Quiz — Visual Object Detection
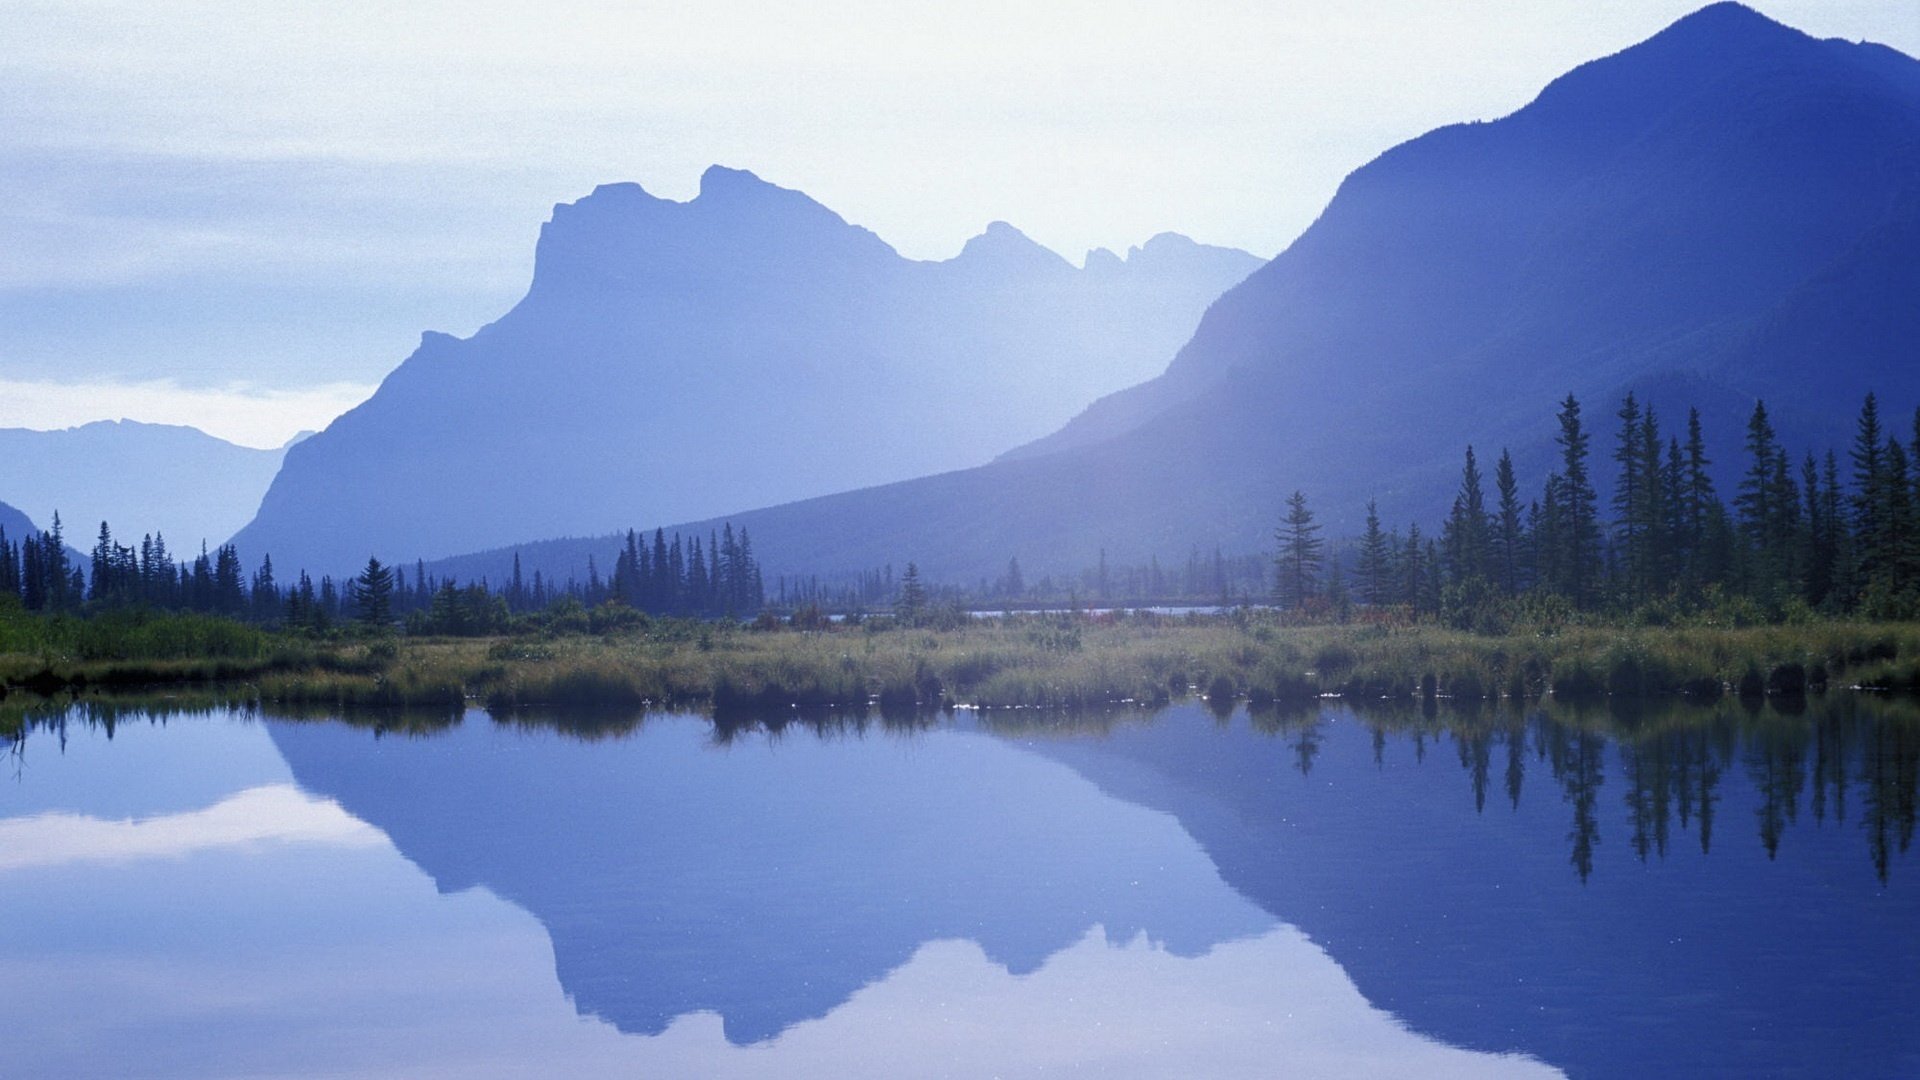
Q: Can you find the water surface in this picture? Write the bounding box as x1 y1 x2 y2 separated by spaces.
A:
2 694 1913 1077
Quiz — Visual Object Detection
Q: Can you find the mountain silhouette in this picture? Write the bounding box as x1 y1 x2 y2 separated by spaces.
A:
230 169 1258 575
0 420 287 551
430 4 1920 587
0 499 37 542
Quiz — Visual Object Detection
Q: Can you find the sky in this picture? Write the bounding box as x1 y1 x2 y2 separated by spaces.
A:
1 0 1914 447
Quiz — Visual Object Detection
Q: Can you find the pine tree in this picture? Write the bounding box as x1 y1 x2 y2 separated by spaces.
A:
1273 490 1323 609
353 556 395 630
1553 395 1601 606
1612 393 1646 597
1852 392 1888 593
1681 408 1729 592
90 521 114 603
1883 440 1917 605
1636 405 1669 599
1493 450 1526 595
897 561 927 622
251 554 279 620
1400 524 1425 609
1737 401 1796 597
1443 446 1491 585
213 544 245 615
1357 499 1392 605
0 527 18 600
1800 452 1832 607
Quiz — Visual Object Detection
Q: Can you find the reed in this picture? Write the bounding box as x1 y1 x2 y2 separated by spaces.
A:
6 609 1920 714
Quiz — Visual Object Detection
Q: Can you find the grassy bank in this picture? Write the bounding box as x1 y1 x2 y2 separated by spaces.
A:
8 609 1920 716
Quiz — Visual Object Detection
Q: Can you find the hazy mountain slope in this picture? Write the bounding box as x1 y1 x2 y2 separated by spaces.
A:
429 3 1920 588
0 421 287 550
0 499 36 541
229 170 1259 575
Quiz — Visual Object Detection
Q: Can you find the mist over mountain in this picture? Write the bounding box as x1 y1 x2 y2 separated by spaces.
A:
229 170 1259 575
0 421 287 551
431 3 1920 589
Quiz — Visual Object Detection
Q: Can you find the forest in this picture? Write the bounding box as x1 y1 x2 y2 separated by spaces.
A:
1266 392 1920 628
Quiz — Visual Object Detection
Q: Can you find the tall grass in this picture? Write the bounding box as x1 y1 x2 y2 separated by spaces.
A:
7 608 1920 715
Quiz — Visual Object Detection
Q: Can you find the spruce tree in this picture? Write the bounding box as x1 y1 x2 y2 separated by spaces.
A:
897 562 927 623
1358 499 1392 605
1400 524 1425 609
353 556 395 630
1612 394 1646 595
1553 396 1600 606
1493 450 1525 595
1444 446 1491 585
1274 490 1324 610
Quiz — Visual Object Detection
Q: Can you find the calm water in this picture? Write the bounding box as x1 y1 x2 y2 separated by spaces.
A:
2 694 1915 1078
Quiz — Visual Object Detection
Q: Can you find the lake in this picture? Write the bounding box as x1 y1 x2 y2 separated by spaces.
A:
2 693 1914 1078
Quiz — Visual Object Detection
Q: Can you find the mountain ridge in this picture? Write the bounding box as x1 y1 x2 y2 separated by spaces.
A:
231 167 1260 575
426 3 1920 587
0 420 286 550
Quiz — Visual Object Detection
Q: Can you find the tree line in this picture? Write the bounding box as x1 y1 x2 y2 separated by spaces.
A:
1274 391 1920 624
0 515 766 635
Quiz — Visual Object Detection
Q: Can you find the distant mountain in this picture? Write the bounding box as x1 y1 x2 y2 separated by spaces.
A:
0 499 37 542
433 3 1920 588
0 421 286 550
230 170 1260 575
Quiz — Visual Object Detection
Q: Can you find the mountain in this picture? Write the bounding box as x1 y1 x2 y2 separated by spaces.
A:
0 499 37 542
434 3 1920 588
0 421 287 551
229 171 1260 575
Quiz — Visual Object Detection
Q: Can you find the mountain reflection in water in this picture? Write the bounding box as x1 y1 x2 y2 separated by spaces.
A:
3 692 1917 1078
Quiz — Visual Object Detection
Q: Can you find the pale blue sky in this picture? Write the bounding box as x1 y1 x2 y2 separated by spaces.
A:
1 0 1913 445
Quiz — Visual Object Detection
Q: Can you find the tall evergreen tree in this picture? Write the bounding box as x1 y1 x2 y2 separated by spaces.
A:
1612 393 1647 596
1492 449 1526 596
1274 490 1324 609
1357 499 1392 605
352 556 395 630
1552 395 1601 605
1443 446 1491 584
1736 400 1799 597
897 561 927 622
1400 524 1425 610
1851 392 1889 593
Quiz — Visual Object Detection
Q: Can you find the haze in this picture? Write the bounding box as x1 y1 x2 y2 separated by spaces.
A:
1 0 1914 445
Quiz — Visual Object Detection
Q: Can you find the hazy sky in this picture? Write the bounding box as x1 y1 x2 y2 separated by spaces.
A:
1 0 1913 446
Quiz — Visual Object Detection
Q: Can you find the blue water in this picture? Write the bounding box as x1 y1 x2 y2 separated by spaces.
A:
1 696 1913 1078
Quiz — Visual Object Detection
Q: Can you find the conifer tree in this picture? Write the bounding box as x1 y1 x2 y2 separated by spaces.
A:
1443 446 1491 585
897 561 927 622
251 554 279 620
1400 524 1425 609
1358 499 1392 604
1493 450 1526 595
353 556 395 630
1274 490 1323 610
1552 395 1600 606
1852 392 1888 591
1737 401 1796 597
1612 393 1646 596
0 527 18 600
